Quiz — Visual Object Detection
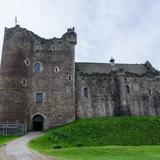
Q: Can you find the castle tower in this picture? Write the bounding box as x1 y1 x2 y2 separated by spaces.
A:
0 25 77 131
0 25 32 123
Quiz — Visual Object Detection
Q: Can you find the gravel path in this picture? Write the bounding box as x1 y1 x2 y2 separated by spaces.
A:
0 132 53 160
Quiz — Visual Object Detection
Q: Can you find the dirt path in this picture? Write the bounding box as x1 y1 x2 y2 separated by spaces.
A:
0 132 53 160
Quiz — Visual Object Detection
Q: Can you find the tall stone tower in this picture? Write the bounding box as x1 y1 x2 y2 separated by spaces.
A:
0 25 77 131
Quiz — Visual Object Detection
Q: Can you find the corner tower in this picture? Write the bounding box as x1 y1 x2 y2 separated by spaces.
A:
0 25 32 123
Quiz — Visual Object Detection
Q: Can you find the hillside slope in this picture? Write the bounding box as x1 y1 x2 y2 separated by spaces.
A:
30 116 160 148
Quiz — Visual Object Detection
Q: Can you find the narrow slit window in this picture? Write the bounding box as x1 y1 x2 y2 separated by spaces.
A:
24 58 30 67
55 66 59 73
26 60 29 65
52 45 55 50
84 88 88 98
22 79 27 86
126 85 130 94
68 75 72 81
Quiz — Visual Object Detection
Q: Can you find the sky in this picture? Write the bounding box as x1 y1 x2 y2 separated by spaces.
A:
0 0 160 69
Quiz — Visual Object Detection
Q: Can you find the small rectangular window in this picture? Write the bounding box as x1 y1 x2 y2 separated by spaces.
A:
68 75 72 81
36 93 43 103
35 63 41 73
126 85 130 94
84 88 88 98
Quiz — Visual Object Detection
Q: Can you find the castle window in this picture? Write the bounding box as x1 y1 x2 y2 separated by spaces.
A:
35 63 41 73
24 58 30 67
84 88 88 98
21 79 27 86
36 93 43 103
149 89 152 96
126 85 130 94
26 60 29 65
68 75 72 81
55 66 60 73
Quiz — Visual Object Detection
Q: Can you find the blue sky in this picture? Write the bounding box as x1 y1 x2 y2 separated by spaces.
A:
0 0 160 69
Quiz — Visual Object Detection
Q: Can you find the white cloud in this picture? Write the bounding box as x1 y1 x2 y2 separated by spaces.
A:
0 0 160 69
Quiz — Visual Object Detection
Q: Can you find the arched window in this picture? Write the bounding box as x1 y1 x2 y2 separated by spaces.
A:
126 85 130 94
35 63 41 73
84 88 88 98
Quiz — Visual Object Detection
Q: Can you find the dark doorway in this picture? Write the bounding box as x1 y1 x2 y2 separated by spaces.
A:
33 115 44 131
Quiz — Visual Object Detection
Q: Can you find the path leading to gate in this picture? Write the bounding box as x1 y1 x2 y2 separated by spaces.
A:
0 132 53 160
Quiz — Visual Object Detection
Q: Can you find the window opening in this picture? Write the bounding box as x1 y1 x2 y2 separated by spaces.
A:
24 58 30 67
84 88 88 98
126 85 130 94
36 93 43 103
68 75 72 81
55 66 59 73
35 63 41 73
22 79 27 86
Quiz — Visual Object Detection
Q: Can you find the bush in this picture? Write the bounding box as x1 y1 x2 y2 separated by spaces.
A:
74 143 82 147
53 144 62 149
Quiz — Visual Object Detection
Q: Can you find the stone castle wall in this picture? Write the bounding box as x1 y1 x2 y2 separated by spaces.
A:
0 26 32 123
27 28 77 130
0 25 160 131
0 25 77 130
75 71 160 118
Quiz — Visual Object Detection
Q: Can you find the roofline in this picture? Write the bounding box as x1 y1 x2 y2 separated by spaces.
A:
75 62 145 65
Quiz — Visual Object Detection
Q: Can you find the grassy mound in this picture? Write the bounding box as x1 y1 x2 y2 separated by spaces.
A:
29 116 160 149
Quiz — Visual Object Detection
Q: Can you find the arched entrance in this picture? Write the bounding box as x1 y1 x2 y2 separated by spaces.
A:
32 115 44 131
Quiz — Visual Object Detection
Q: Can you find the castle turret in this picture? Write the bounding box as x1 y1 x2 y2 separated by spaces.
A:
62 27 77 45
0 25 33 123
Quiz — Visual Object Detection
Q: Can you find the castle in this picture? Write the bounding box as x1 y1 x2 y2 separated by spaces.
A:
0 25 160 131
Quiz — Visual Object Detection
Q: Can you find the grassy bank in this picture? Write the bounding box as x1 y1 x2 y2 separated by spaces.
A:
29 116 160 160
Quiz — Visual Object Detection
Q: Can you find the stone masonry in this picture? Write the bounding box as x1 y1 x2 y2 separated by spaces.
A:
0 25 160 131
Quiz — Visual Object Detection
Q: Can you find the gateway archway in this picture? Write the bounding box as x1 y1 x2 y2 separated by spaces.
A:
32 114 44 131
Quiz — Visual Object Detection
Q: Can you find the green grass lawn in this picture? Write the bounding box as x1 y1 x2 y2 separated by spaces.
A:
30 145 160 160
0 135 18 145
29 116 160 160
